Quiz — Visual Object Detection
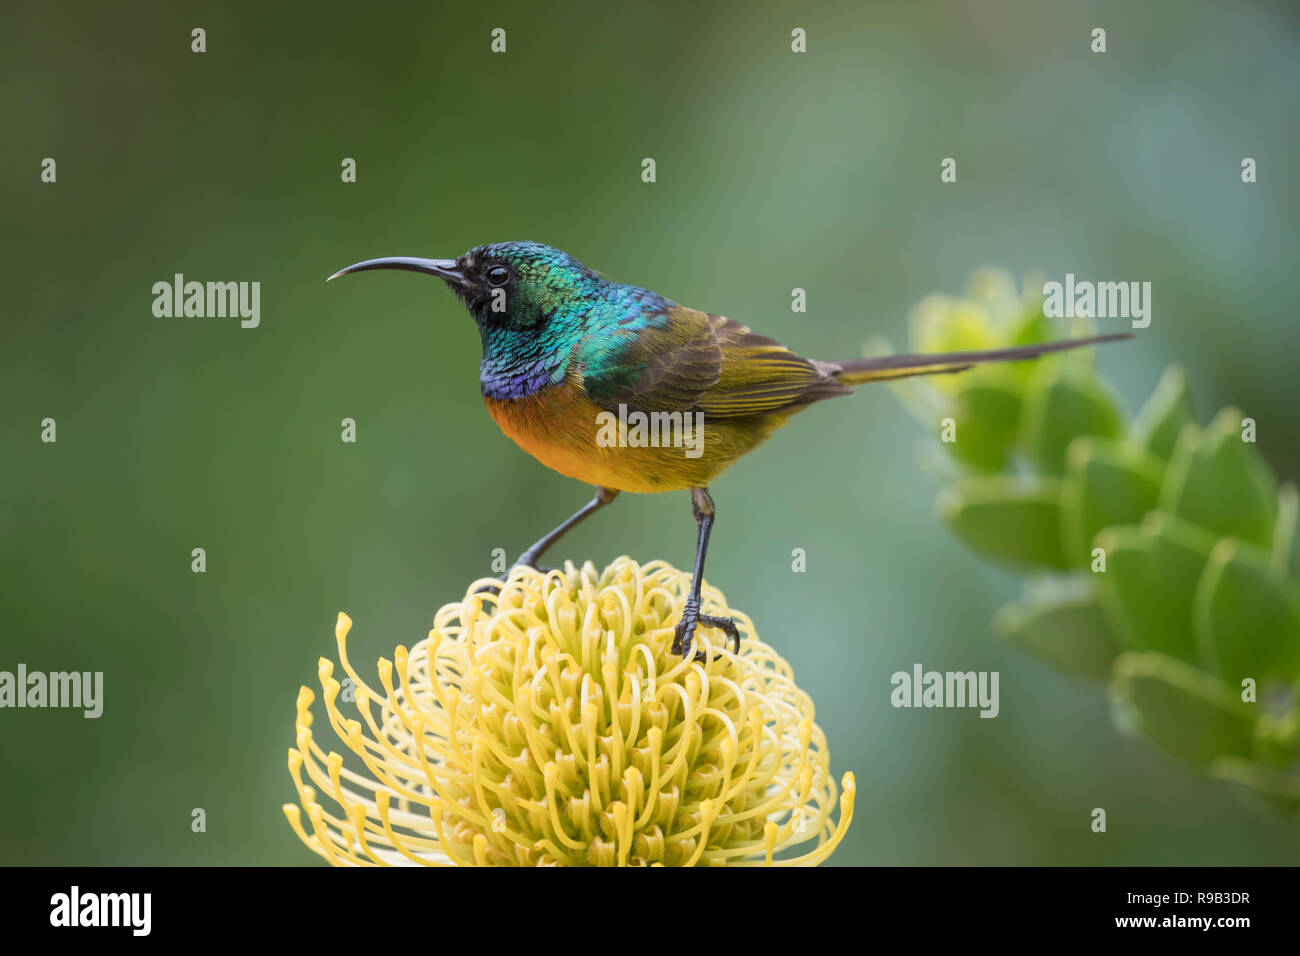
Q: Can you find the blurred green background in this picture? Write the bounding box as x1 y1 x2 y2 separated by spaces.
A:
3 0 1298 865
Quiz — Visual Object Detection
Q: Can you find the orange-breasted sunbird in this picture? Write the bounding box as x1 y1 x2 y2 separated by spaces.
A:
331 242 1128 658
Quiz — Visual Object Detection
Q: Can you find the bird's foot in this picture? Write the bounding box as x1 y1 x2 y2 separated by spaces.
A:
473 558 554 595
672 598 740 662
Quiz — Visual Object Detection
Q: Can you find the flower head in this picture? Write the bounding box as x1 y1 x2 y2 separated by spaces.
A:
283 557 854 866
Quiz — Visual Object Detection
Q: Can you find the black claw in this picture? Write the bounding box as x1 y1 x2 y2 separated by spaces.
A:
699 614 741 654
673 600 740 661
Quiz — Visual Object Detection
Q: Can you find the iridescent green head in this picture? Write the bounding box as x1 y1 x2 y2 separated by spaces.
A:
329 241 670 399
458 241 610 328
329 240 612 329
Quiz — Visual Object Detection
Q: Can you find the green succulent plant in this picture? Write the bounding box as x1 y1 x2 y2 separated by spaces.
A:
877 270 1300 818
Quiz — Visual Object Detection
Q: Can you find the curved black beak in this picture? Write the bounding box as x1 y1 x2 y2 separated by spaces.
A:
327 257 465 284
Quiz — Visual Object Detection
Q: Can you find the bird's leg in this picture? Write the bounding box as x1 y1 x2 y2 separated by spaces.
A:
475 487 619 595
672 487 740 662
516 485 619 571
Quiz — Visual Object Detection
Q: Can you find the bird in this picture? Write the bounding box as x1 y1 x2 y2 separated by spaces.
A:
329 241 1130 660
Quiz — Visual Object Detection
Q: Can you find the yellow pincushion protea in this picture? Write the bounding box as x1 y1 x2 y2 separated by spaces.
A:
283 557 855 866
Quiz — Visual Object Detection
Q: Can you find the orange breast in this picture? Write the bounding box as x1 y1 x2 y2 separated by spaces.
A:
482 382 761 493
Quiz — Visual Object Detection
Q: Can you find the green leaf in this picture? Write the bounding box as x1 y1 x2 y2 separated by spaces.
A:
937 477 1069 570
908 295 997 359
944 381 1024 473
1193 538 1300 685
1209 757 1300 818
1131 366 1195 462
1253 710 1300 770
1005 305 1056 348
1017 363 1126 476
1110 652 1256 771
1093 511 1216 663
993 306 1062 388
1273 483 1298 576
1060 438 1163 568
993 582 1117 681
1160 408 1277 550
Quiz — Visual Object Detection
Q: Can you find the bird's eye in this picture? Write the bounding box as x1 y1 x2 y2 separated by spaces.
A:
486 265 510 286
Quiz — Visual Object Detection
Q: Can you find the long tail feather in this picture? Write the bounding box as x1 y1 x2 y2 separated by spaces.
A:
827 332 1132 386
